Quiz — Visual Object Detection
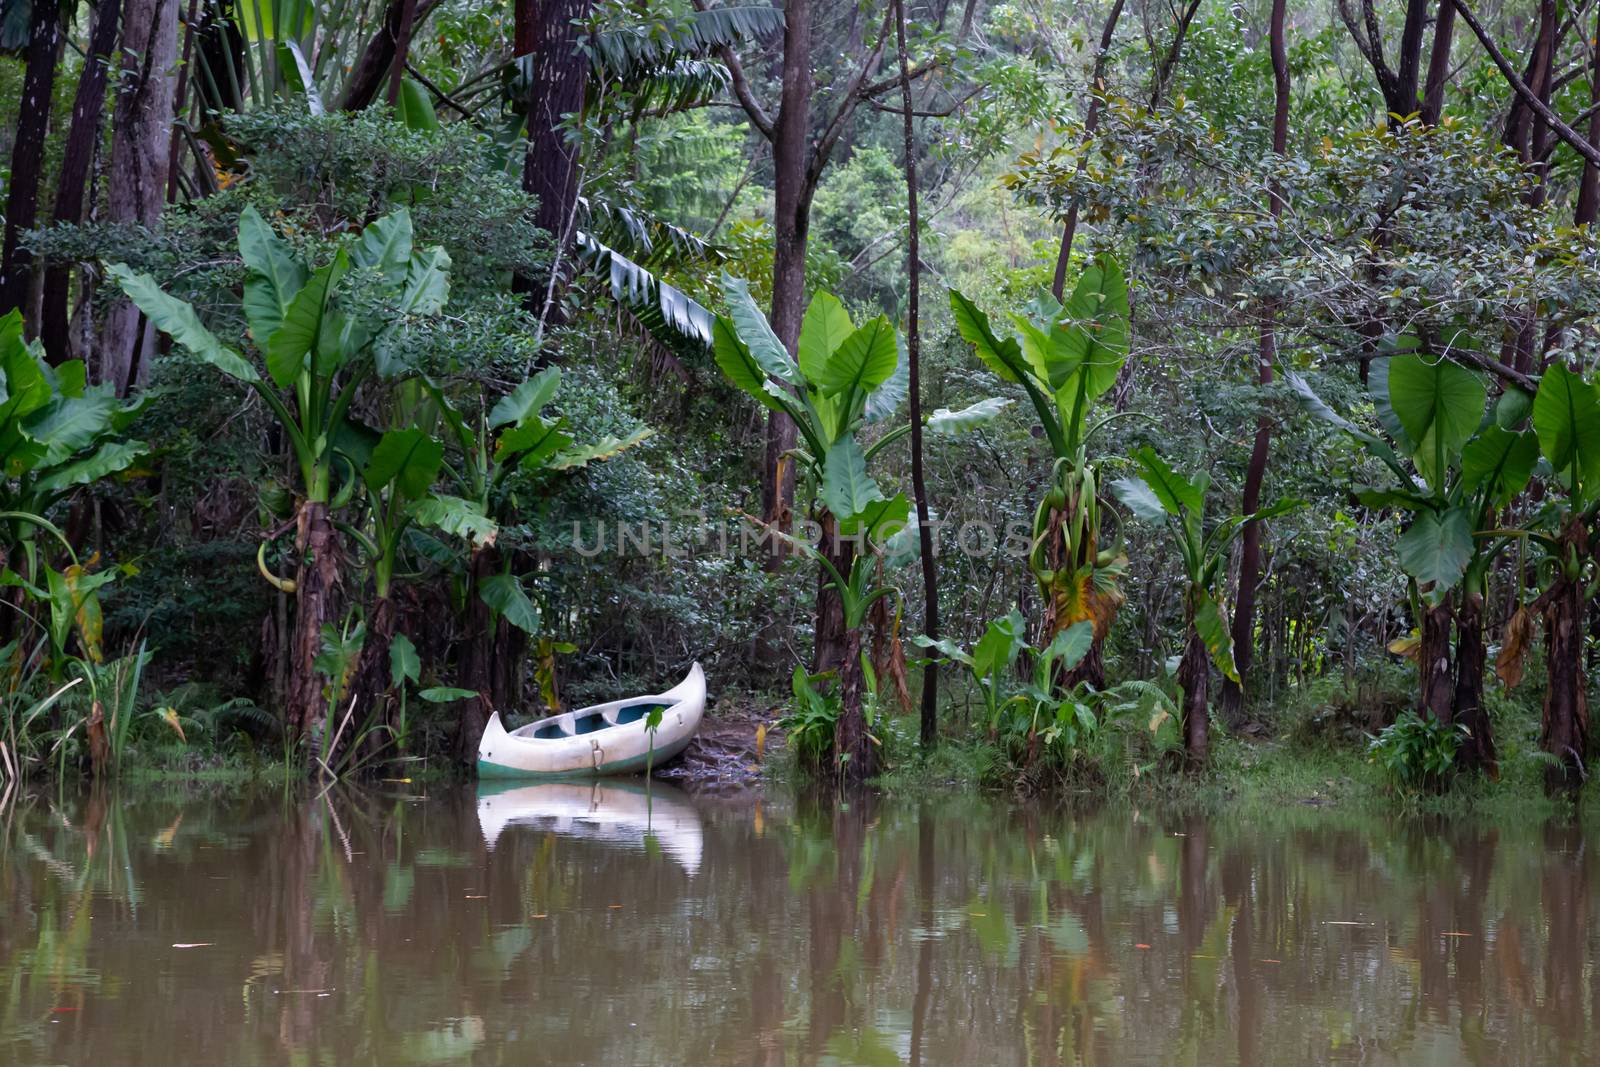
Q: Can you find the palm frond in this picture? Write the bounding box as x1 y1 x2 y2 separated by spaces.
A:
580 196 722 264
591 5 784 79
576 231 714 348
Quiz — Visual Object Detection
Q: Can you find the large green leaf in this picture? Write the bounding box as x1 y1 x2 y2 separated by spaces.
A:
1042 619 1094 674
819 317 897 399
364 429 444 500
497 415 572 471
1396 507 1474 597
34 440 144 494
395 77 439 132
1382 353 1485 487
238 206 307 342
1131 447 1201 516
712 316 785 412
1533 364 1600 497
266 250 348 387
1056 255 1129 399
798 291 853 384
489 368 561 429
819 436 885 520
949 288 1027 384
20 392 118 466
721 273 801 385
549 427 654 471
1192 591 1237 682
479 574 541 634
107 265 260 384
350 210 415 283
1460 425 1537 507
389 632 420 687
408 495 497 546
399 246 451 314
861 334 908 423
1109 475 1169 522
926 397 1013 436
838 492 909 539
972 610 1027 681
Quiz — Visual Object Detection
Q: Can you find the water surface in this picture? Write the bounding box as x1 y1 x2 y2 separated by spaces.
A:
1 781 1596 1065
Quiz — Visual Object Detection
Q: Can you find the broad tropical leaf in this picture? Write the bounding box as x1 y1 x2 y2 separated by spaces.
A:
549 427 654 470
1460 425 1537 506
1380 353 1485 487
798 291 853 384
238 206 307 340
1192 591 1237 681
820 317 897 399
1130 447 1200 516
364 429 444 500
1396 507 1474 597
838 492 909 538
820 436 885 520
106 266 260 383
949 288 1027 384
479 574 541 634
409 495 497 546
1109 475 1169 522
1533 364 1600 497
489 368 561 428
497 415 573 471
712 316 785 412
927 397 1013 436
721 273 800 385
267 250 348 387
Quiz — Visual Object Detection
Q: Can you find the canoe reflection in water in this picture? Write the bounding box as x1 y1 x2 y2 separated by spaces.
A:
476 780 705 875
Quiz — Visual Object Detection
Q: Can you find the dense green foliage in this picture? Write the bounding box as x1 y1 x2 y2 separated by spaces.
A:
1 0 1599 804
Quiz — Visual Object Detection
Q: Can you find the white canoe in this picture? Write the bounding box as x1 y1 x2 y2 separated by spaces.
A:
476 780 704 873
476 663 705 779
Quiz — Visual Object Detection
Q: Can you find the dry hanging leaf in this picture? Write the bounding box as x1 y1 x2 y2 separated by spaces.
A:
1497 606 1536 689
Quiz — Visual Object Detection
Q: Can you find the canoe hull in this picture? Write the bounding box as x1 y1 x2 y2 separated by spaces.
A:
476 663 705 779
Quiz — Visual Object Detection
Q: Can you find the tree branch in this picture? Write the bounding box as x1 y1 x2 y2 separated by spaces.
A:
691 0 774 139
1455 0 1600 168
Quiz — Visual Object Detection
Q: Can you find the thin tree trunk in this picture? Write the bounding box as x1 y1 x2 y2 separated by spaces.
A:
833 626 876 785
1177 624 1209 767
0 0 63 318
99 0 180 395
895 0 939 746
1049 0 1125 301
1574 3 1600 226
1452 591 1496 773
338 0 445 111
1419 598 1454 723
1420 0 1456 124
812 509 856 675
1220 0 1288 725
40 0 123 362
763 0 814 555
1539 520 1589 792
288 501 340 745
385 0 423 105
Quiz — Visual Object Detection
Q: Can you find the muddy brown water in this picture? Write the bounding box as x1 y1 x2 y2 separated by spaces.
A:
0 781 1596 1065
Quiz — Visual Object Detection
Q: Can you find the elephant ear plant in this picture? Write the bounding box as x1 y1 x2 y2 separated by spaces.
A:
1111 447 1300 767
713 276 1005 784
425 365 652 760
949 255 1131 688
1291 340 1534 774
110 205 451 751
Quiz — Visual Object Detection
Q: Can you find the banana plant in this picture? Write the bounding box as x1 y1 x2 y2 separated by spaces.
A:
423 365 652 758
1111 447 1300 767
948 255 1130 686
1290 343 1534 772
109 205 452 745
1493 364 1600 790
713 274 1004 681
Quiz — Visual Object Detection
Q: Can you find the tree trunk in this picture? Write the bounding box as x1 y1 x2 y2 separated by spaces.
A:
1177 624 1209 767
1419 598 1454 723
347 593 398 754
0 0 63 318
759 0 815 563
338 0 445 111
1575 2 1600 226
1452 591 1495 773
1220 0 1288 725
1419 0 1456 125
515 0 595 320
288 500 340 745
812 509 856 676
832 625 876 786
893 0 939 746
456 542 499 764
99 0 180 396
1049 0 1125 301
1540 521 1589 792
385 0 422 106
40 0 124 362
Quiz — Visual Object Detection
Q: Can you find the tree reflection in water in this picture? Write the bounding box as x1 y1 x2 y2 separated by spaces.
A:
0 784 1598 1065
